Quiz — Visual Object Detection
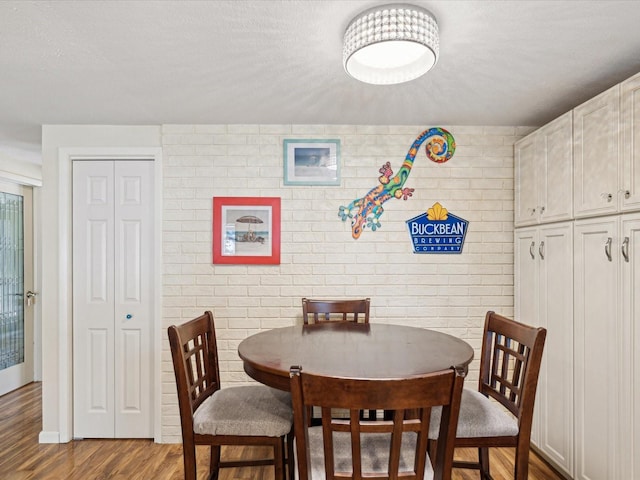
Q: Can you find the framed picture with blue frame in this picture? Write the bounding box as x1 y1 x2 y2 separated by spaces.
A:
283 139 340 186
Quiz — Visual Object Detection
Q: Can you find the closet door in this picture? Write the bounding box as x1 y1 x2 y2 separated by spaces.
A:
73 160 153 438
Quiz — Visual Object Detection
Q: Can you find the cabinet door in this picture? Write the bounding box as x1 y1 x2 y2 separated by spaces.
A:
539 112 573 223
536 222 574 477
574 85 620 218
574 217 619 480
514 228 541 443
620 214 640 479
515 227 539 328
621 74 640 211
515 133 539 226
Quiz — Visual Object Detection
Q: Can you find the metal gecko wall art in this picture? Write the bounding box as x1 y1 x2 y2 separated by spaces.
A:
338 127 456 239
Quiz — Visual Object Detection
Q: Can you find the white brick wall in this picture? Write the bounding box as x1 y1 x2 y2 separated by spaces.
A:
160 124 526 442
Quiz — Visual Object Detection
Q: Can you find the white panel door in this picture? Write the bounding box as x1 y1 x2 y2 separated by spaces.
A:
574 217 619 480
573 85 620 218
73 161 153 438
536 222 573 477
113 161 153 438
73 162 115 437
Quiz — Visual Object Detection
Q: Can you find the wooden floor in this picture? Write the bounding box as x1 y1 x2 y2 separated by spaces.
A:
0 383 565 480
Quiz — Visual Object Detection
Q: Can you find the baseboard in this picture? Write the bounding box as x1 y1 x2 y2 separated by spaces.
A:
39 431 60 444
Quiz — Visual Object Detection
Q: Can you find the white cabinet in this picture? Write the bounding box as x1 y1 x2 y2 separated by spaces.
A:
574 85 621 218
515 112 573 227
573 72 640 217
573 213 640 480
621 73 640 212
516 69 640 480
515 223 573 478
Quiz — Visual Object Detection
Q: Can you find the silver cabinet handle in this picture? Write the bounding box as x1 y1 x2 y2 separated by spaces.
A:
529 241 535 259
539 241 545 260
540 206 545 214
605 237 612 262
601 193 613 202
622 236 630 263
619 189 631 199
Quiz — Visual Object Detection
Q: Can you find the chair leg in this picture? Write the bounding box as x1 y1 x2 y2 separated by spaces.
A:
478 447 490 480
286 432 295 480
514 443 531 480
273 438 285 480
209 445 221 480
181 439 198 480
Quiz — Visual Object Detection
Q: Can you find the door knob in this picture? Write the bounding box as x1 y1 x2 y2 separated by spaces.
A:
25 290 38 306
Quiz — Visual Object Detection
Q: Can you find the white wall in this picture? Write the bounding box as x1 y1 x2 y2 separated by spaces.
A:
0 153 42 186
160 124 532 442
39 125 162 443
38 123 533 444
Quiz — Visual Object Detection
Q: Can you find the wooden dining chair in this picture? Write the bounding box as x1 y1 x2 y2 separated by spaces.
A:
290 364 465 480
428 311 547 480
168 311 294 480
301 297 373 424
301 297 370 324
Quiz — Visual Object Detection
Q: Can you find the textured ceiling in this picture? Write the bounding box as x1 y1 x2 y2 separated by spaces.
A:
2 0 640 164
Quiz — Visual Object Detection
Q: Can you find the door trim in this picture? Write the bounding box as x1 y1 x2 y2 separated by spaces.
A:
55 147 162 443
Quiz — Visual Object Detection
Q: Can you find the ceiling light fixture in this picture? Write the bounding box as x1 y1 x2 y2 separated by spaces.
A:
343 4 439 85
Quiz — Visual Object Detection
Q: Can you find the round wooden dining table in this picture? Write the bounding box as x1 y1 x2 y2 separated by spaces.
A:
238 322 474 391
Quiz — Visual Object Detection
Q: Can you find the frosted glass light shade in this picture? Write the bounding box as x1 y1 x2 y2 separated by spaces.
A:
343 4 439 85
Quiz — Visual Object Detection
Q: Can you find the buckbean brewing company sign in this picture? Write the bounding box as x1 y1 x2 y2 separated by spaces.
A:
406 202 468 254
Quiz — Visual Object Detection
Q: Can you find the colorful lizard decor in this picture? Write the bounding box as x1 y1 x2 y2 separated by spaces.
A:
338 127 455 239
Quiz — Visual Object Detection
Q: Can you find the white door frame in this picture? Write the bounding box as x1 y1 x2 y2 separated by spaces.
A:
57 147 162 443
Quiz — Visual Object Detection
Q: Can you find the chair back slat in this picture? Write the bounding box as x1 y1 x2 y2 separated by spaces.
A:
478 311 547 421
168 311 221 417
291 365 465 480
302 298 370 325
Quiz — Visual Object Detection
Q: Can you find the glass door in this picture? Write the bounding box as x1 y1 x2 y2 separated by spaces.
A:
0 181 33 396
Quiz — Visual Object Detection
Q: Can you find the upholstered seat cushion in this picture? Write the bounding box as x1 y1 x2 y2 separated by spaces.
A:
193 385 293 437
297 427 435 480
429 388 519 439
